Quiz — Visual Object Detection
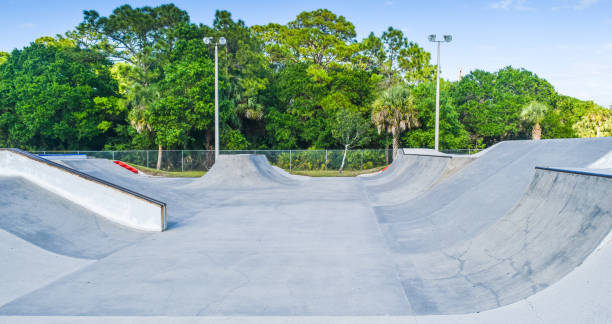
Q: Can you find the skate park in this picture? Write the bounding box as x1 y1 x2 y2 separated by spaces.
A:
0 137 611 323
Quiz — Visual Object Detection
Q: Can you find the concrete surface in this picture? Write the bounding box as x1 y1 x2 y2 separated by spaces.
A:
0 149 167 231
376 138 612 253
363 154 474 206
0 138 611 322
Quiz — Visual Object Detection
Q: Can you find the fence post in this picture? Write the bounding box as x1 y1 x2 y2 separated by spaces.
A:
325 150 328 170
112 151 115 160
361 149 364 170
289 150 292 171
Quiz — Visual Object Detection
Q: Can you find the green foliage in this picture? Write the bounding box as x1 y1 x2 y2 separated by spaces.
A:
452 67 557 146
372 84 419 156
331 109 370 148
253 9 357 68
572 107 612 137
521 101 549 123
0 52 8 65
0 41 125 150
403 81 471 149
0 5 604 153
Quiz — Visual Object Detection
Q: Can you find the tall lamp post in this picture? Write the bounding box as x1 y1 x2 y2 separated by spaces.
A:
428 34 452 151
203 36 227 160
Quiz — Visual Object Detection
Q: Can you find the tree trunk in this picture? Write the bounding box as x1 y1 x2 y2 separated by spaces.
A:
384 135 389 164
392 132 399 159
596 125 601 137
339 144 349 174
532 122 542 140
156 144 163 170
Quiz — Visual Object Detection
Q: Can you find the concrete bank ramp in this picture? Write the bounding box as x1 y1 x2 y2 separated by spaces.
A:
192 154 300 188
392 167 612 315
0 149 167 231
364 153 474 206
0 176 149 258
377 138 612 253
61 158 192 201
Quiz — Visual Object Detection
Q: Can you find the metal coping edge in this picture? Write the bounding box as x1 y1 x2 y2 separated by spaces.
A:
535 166 612 179
1 148 167 208
402 153 453 158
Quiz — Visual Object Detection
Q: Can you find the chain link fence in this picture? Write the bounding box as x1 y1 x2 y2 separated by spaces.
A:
33 149 396 172
33 148 482 172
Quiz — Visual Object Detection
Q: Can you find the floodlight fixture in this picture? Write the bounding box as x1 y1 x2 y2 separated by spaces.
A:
219 37 227 45
444 35 452 42
203 37 211 45
428 34 437 42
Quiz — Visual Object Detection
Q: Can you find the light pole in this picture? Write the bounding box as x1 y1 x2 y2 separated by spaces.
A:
203 36 227 160
428 34 452 151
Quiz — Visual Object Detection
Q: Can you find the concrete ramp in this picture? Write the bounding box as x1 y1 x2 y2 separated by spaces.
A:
364 154 474 205
392 167 612 315
0 176 149 258
376 138 612 253
193 154 299 188
0 149 167 231
359 151 406 181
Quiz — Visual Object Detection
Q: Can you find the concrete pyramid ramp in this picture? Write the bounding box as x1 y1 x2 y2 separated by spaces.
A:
377 138 612 253
194 154 299 188
391 167 612 315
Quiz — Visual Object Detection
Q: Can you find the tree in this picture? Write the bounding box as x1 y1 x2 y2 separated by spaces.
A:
372 85 419 158
452 67 557 145
572 107 612 137
253 9 358 70
331 109 370 173
0 51 9 65
208 10 269 148
403 81 471 149
0 40 124 150
74 4 191 168
521 101 549 140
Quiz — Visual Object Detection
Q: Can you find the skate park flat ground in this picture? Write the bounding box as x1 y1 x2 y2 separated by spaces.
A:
0 138 611 323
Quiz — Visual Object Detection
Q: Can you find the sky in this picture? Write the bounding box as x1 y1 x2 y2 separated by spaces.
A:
1 0 611 107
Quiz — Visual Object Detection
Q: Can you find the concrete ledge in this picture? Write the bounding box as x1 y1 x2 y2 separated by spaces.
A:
0 149 167 231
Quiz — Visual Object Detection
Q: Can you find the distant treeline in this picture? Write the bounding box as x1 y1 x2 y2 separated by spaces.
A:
1 4 610 154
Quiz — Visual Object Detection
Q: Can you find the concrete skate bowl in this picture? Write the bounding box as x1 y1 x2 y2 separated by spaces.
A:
389 167 612 315
376 137 612 253
189 154 301 189
363 152 475 206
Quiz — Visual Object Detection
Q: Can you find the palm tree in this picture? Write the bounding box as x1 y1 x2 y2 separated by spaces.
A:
573 108 612 137
372 85 419 158
521 101 549 140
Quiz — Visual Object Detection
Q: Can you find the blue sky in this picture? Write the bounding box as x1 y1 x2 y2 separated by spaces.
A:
1 0 611 107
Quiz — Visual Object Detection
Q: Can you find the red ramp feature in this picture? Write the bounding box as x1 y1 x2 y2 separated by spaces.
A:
113 160 139 174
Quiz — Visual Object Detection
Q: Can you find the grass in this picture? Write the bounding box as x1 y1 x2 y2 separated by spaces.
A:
289 166 385 177
130 164 206 177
